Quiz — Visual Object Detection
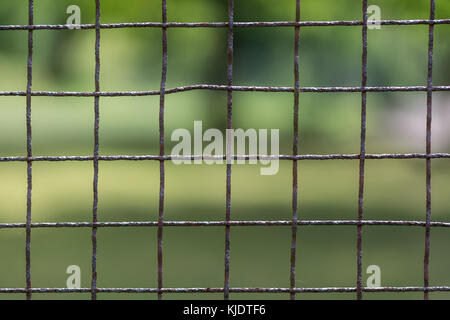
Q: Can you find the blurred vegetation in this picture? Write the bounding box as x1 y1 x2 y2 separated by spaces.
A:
0 0 449 300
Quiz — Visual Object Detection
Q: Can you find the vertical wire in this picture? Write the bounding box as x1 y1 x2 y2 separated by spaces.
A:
424 0 435 301
91 0 101 300
158 0 168 301
290 0 301 301
25 0 34 301
357 0 368 300
224 0 234 301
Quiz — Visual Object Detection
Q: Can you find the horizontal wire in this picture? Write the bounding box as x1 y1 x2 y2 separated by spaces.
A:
0 153 449 162
1 220 450 229
1 286 450 294
0 19 449 30
1 85 450 97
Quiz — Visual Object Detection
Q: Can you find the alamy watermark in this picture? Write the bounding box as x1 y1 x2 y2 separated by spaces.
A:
368 4 382 30
366 265 381 287
171 121 280 175
66 5 81 29
66 265 81 289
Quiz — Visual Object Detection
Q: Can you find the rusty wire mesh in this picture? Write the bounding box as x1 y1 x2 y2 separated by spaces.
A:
0 0 450 301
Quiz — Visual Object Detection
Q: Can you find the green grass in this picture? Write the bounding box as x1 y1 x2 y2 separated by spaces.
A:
1 160 450 300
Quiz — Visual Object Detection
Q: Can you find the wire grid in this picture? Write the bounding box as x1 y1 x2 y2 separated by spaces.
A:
0 0 449 301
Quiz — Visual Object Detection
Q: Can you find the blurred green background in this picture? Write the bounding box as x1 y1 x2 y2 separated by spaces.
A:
0 0 449 300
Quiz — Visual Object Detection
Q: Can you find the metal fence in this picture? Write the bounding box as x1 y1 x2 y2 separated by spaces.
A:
0 0 450 300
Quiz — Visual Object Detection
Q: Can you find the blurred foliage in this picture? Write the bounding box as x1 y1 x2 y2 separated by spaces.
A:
0 0 449 154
